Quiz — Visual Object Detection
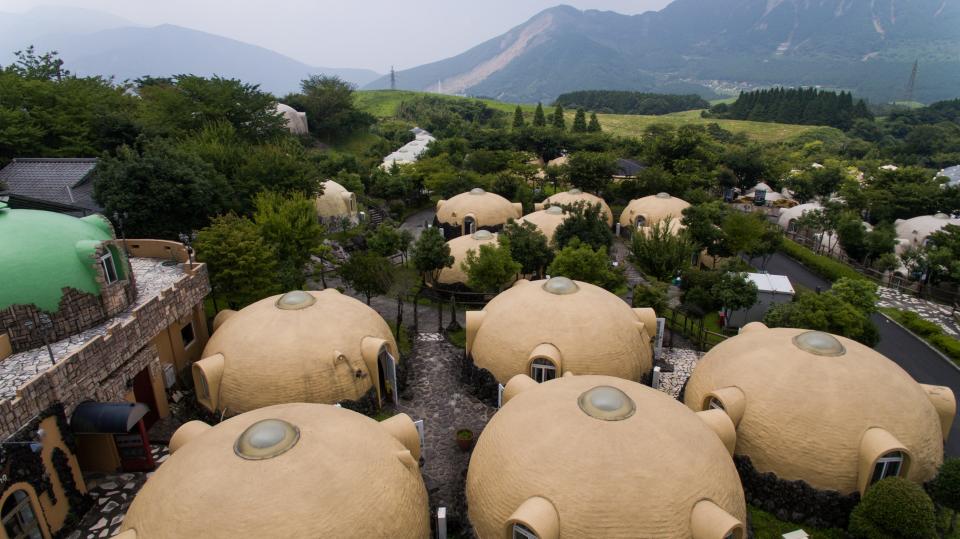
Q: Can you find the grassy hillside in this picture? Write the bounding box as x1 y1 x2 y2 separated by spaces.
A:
355 90 830 144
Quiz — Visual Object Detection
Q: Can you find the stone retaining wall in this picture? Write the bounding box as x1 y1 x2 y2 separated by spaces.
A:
0 264 210 439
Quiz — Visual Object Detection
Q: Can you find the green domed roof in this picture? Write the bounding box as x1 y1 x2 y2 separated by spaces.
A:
0 207 119 312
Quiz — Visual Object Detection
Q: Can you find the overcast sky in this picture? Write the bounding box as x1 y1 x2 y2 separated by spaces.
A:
3 1 672 72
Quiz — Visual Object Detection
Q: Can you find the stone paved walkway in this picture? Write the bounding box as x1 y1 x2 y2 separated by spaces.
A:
396 333 494 523
877 286 960 337
67 445 170 539
657 348 703 399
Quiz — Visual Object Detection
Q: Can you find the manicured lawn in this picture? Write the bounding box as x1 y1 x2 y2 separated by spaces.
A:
748 506 846 539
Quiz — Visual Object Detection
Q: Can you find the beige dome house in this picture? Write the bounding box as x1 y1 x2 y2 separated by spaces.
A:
619 193 691 233
468 374 746 539
436 230 505 287
435 188 522 239
315 179 359 224
275 103 308 135
192 290 400 415
518 206 569 244
894 213 960 255
535 188 614 226
685 323 955 498
118 403 429 539
465 277 656 385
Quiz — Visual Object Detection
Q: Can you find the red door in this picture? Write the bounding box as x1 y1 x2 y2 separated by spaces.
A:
132 368 159 429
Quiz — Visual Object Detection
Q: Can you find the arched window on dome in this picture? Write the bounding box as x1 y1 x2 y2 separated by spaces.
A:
707 397 725 411
2 489 42 539
871 451 905 485
464 215 477 235
512 523 538 539
635 215 646 228
530 358 556 383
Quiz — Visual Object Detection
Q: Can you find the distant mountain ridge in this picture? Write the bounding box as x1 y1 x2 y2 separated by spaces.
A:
365 1 960 104
1 7 380 95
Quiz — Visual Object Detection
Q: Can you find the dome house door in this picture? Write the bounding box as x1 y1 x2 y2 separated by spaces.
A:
464 216 477 235
378 348 399 405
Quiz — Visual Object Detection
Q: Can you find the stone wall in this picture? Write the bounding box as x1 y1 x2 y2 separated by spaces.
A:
735 454 860 530
0 265 210 439
1 241 136 354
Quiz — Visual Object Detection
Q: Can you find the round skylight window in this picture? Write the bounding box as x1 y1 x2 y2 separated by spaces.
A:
655 192 671 199
542 276 579 295
578 386 636 421
275 290 316 310
472 230 495 240
469 188 486 195
568 188 582 195
234 419 300 460
792 330 846 357
546 205 564 215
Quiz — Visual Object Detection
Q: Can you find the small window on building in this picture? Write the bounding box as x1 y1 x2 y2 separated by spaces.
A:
180 322 196 349
871 451 904 485
2 489 42 539
464 216 477 234
512 523 538 539
636 216 646 228
707 397 725 411
100 251 119 284
196 370 211 400
530 359 557 383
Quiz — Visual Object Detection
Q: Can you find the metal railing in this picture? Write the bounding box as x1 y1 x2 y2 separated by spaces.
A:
659 306 730 352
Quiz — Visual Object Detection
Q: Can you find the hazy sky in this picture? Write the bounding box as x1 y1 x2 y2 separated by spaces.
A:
3 1 672 72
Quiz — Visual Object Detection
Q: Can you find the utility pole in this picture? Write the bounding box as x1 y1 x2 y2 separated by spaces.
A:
904 59 918 103
390 66 396 91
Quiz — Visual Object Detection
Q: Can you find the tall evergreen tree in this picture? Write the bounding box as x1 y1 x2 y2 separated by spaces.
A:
572 108 588 132
552 104 566 130
587 112 602 132
512 105 525 129
533 102 546 127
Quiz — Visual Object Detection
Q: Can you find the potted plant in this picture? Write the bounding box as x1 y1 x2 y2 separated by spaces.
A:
456 428 474 451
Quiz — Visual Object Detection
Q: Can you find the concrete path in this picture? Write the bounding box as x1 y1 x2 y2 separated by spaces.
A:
757 253 960 456
400 206 437 241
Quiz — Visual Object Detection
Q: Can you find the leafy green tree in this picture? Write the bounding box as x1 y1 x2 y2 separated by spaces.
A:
195 213 281 309
512 105 525 129
533 102 547 127
410 227 454 284
462 243 521 293
848 477 936 539
252 191 323 290
722 211 767 257
551 104 566 130
572 108 588 133
285 75 373 139
368 224 405 258
630 221 696 281
500 220 554 277
338 251 394 304
7 46 69 81
554 202 613 250
94 139 229 238
547 238 625 292
566 151 617 194
231 139 321 214
137 75 286 141
764 290 879 346
712 272 759 320
682 202 729 265
929 459 960 534
632 279 669 312
587 112 602 132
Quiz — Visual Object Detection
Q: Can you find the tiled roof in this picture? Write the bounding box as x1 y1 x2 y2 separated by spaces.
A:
0 158 101 212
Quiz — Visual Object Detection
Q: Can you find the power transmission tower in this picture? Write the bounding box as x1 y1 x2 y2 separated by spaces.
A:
904 59 918 102
390 66 396 91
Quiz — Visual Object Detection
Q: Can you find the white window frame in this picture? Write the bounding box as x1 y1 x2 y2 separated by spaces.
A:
100 251 119 284
512 523 538 539
871 451 904 485
2 489 42 539
530 358 557 383
707 397 725 411
197 370 211 400
635 215 646 228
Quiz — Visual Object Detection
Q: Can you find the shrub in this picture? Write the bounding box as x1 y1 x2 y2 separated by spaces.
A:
780 238 868 283
632 280 669 312
929 459 960 513
848 477 936 539
930 335 960 362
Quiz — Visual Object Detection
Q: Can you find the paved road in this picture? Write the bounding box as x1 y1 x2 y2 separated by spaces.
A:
400 206 437 241
754 253 960 456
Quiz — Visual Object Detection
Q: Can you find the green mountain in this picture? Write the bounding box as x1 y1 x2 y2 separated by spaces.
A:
365 1 960 104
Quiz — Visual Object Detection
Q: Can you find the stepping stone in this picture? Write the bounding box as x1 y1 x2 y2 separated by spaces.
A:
103 500 119 512
90 518 107 531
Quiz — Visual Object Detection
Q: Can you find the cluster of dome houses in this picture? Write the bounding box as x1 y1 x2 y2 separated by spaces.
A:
0 187 955 539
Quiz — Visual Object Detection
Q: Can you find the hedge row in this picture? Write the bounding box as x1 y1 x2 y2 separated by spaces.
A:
882 308 960 363
780 238 869 283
